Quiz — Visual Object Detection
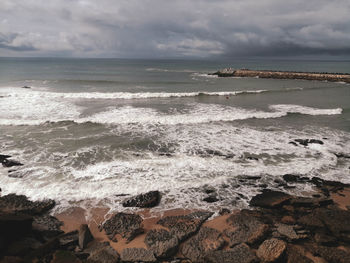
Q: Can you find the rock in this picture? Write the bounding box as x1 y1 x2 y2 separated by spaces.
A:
298 208 350 241
0 154 11 162
294 139 309 146
32 214 64 240
203 195 219 203
286 245 313 263
6 237 42 256
224 210 269 246
1 159 24 168
79 224 94 249
219 208 230 215
205 243 257 263
0 256 24 263
21 86 31 89
283 174 309 183
257 238 286 262
313 246 350 263
144 228 178 258
335 153 350 159
314 232 338 246
281 216 295 225
58 231 79 250
0 194 55 215
0 213 33 241
103 213 143 243
289 196 333 208
294 139 323 146
275 223 300 240
180 227 225 262
122 191 161 208
157 211 213 241
121 248 156 262
249 190 291 208
309 139 324 145
87 245 120 263
51 250 81 263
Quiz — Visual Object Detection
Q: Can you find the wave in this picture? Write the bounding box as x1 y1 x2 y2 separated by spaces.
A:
270 104 342 115
0 87 269 100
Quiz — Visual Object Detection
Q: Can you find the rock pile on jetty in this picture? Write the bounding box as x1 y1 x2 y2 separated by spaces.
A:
212 68 350 83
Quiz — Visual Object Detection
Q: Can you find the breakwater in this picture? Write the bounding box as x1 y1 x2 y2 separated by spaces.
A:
212 68 350 83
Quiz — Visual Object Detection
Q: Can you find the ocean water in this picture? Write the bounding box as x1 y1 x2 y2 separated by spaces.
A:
0 57 349 213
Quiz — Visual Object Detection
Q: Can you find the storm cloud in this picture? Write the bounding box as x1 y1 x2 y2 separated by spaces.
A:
1 0 350 58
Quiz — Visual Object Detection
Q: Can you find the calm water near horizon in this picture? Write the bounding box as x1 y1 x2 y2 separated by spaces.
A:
0 57 349 213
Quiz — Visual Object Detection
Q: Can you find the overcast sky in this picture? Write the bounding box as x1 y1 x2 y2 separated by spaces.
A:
1 0 350 58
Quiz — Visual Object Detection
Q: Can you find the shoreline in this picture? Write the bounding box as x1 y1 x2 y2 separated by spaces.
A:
2 175 350 262
212 68 350 83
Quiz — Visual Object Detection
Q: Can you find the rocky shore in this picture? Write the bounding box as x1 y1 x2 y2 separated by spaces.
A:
1 174 350 263
211 68 350 83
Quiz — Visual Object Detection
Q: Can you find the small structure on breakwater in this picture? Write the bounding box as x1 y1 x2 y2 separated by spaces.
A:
211 68 350 83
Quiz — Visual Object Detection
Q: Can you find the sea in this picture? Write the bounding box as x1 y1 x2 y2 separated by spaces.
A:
0 57 349 213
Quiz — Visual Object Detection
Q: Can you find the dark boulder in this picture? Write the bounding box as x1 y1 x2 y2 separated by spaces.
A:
79 224 94 249
0 154 11 162
180 227 225 262
205 243 257 263
32 214 64 240
203 195 219 203
103 213 143 243
122 191 161 208
21 86 31 89
157 211 213 241
294 139 324 146
2 159 24 168
283 174 310 183
144 228 178 258
0 194 55 215
121 247 156 262
0 213 33 241
249 190 291 208
335 153 350 159
58 230 79 250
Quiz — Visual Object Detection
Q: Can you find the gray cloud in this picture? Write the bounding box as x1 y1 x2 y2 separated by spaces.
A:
0 0 350 58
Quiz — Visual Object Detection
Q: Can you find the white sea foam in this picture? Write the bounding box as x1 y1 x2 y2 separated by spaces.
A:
1 123 349 213
0 87 343 126
270 104 343 115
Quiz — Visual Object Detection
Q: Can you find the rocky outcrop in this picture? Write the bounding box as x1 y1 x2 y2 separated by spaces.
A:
121 248 156 262
78 224 94 249
144 228 178 258
0 194 55 215
212 68 350 83
249 190 291 208
102 212 143 243
205 243 257 263
180 227 225 262
257 238 286 262
225 210 269 246
87 245 120 263
122 191 161 208
157 211 213 241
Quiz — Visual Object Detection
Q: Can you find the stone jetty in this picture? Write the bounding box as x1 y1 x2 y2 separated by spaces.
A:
212 68 350 83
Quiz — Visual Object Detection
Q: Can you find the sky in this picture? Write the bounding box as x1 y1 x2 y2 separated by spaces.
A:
1 0 350 59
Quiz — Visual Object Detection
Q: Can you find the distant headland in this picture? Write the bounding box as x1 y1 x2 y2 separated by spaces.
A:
211 68 350 83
